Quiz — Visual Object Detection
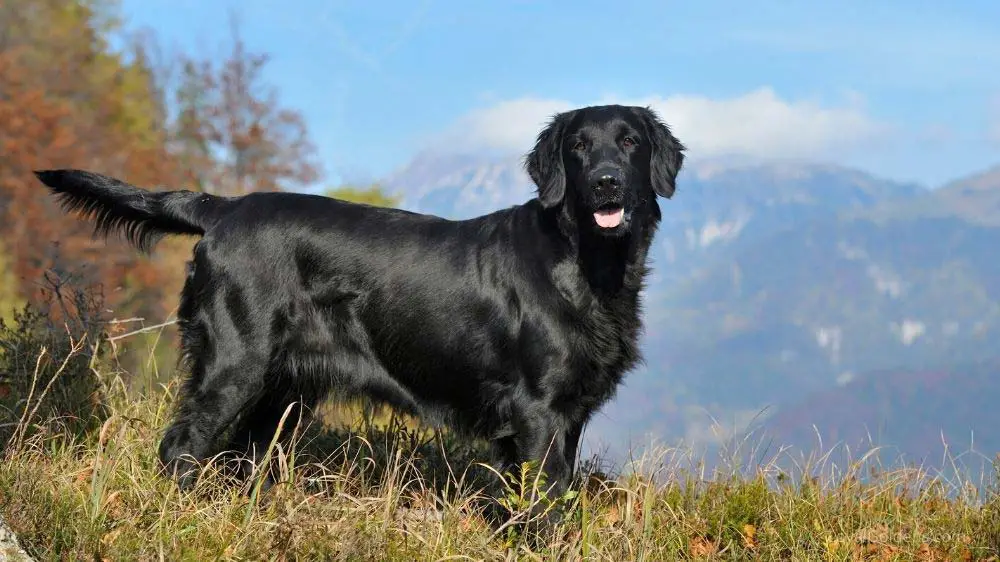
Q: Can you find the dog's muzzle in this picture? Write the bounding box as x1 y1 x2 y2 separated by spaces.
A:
590 168 625 229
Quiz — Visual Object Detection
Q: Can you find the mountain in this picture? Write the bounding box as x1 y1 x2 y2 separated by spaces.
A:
855 165 1000 226
609 165 1000 458
387 151 535 218
761 360 1000 471
937 164 1000 219
617 214 1000 452
383 151 1000 466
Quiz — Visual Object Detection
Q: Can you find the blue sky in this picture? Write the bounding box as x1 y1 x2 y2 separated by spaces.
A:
119 0 1000 190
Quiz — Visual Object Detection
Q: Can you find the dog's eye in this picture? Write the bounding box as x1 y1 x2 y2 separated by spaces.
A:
623 136 637 148
572 141 586 151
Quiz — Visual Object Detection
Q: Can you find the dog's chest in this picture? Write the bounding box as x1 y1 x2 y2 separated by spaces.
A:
535 294 641 419
550 264 643 375
574 296 641 373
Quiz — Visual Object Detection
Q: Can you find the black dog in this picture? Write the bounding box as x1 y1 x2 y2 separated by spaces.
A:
35 104 684 506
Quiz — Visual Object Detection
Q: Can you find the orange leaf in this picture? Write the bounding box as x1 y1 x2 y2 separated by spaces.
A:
689 536 718 559
605 505 621 525
915 542 946 561
742 523 757 550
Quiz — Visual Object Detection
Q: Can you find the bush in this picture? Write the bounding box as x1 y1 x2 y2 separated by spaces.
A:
0 272 111 451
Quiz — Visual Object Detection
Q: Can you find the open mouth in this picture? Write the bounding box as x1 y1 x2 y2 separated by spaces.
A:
593 203 625 229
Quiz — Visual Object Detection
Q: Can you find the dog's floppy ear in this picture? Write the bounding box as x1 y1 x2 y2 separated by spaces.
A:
525 113 568 208
639 106 685 199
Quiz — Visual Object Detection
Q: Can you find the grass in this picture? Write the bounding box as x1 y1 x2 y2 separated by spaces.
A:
2 327 1000 560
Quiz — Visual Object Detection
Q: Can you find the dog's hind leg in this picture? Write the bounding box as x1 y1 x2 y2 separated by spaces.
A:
223 388 316 489
157 343 270 491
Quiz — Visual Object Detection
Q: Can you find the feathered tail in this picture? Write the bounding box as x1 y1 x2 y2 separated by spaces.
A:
34 169 233 253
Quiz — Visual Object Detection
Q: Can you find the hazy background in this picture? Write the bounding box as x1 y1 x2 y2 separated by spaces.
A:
4 0 1000 475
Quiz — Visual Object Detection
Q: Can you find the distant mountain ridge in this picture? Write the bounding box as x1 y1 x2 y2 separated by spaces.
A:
761 360 1000 469
382 151 1000 466
854 165 1000 226
387 151 534 218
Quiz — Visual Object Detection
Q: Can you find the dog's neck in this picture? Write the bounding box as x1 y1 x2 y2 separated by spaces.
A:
554 200 660 298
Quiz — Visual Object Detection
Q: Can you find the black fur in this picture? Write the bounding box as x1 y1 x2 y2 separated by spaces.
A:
35 169 235 252
34 104 684 506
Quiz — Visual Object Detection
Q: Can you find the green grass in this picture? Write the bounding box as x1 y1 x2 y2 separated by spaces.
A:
3 341 1000 560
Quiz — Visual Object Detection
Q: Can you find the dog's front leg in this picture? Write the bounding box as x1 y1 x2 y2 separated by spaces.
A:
508 408 575 527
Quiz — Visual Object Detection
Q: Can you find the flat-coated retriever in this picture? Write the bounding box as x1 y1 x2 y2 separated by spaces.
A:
34 104 684 507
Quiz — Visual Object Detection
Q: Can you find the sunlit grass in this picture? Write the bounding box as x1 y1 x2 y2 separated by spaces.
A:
2 335 1000 560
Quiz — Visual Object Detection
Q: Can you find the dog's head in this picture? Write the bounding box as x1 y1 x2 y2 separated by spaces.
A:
525 104 684 237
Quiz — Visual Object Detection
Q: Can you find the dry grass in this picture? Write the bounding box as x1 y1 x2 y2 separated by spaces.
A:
2 332 1000 560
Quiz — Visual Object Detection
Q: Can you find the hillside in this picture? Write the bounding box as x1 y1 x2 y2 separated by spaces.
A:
636 215 1000 427
4 153 999 560
5 375 998 560
858 165 1000 226
761 360 1000 471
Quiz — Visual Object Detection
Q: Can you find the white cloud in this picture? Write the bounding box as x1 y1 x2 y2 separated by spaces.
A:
432 87 890 163
435 97 575 154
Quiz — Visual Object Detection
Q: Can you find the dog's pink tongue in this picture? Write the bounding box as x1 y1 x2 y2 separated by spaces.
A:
594 208 624 228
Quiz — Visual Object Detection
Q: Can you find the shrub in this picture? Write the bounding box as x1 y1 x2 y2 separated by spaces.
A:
0 271 111 451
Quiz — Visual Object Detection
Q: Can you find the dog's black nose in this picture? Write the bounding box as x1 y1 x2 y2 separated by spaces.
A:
592 168 622 192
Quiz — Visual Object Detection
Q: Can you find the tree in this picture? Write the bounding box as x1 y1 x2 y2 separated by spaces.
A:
0 0 181 323
0 2 327 326
168 16 323 196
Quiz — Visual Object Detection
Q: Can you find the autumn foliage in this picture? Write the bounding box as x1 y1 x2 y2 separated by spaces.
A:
0 1 323 325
